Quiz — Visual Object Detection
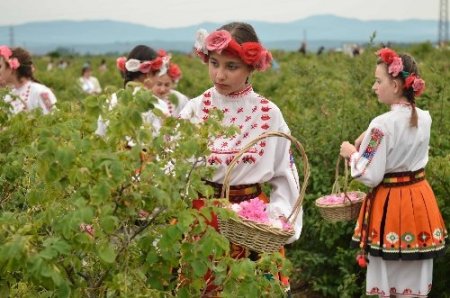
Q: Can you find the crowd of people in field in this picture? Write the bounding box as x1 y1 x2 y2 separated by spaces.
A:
0 21 447 298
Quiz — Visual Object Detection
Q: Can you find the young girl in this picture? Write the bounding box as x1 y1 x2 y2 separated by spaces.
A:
151 51 189 117
340 48 447 297
78 64 102 94
95 45 169 137
179 22 301 292
0 46 57 115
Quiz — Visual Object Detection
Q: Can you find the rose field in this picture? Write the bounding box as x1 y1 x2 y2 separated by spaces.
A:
0 43 449 297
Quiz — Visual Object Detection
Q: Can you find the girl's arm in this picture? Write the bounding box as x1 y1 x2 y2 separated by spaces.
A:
347 126 387 188
268 123 302 243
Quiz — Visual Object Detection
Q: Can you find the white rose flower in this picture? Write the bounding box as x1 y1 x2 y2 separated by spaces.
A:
158 56 171 76
194 28 209 54
125 59 141 72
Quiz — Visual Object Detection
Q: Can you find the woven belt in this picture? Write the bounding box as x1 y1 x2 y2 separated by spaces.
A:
382 168 425 187
203 180 262 203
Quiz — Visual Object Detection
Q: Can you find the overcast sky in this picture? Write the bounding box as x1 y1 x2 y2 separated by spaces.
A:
0 0 441 28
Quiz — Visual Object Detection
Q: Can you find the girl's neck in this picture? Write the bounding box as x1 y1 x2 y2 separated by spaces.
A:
389 96 409 106
13 78 30 89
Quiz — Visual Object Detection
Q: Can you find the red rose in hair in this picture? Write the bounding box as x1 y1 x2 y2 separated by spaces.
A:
116 56 127 72
240 42 263 65
150 57 163 71
404 74 415 89
168 63 182 81
254 50 272 71
377 48 397 64
157 49 167 57
404 73 426 97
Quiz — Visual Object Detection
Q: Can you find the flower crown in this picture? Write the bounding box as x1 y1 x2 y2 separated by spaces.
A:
116 49 182 82
116 52 164 74
194 29 272 71
155 50 182 83
376 48 425 97
0 45 20 70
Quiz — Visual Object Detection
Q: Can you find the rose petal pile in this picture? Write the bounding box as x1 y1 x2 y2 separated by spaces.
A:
229 198 292 231
316 192 362 205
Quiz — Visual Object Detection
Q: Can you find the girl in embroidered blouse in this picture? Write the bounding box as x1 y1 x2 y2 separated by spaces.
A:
151 50 189 117
0 46 57 115
95 45 169 137
340 48 447 298
78 64 102 95
179 22 301 293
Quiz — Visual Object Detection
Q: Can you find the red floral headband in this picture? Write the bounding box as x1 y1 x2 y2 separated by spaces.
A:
166 63 182 82
0 45 20 70
116 52 164 74
377 48 425 97
194 29 272 71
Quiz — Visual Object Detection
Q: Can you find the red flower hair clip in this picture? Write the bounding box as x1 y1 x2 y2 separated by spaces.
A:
376 48 403 77
404 73 426 97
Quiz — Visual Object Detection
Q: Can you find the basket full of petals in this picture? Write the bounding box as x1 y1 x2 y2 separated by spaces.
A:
315 157 366 222
217 131 310 253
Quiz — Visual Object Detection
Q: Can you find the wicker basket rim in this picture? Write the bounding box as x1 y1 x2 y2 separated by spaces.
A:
222 215 296 237
315 191 366 208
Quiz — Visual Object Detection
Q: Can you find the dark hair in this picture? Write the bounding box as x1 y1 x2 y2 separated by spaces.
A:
218 22 259 44
123 45 157 87
11 47 40 83
81 65 91 76
377 53 420 127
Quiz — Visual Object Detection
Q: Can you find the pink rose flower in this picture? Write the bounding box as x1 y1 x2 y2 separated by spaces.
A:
205 30 232 54
412 78 425 97
388 56 403 77
8 57 20 70
138 61 153 73
0 45 12 59
236 198 269 223
80 223 95 238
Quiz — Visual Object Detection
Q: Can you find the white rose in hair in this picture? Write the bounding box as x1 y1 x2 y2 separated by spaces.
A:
194 29 209 54
125 59 141 72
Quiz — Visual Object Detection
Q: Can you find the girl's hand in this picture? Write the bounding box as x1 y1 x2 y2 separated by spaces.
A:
340 141 357 160
354 131 366 150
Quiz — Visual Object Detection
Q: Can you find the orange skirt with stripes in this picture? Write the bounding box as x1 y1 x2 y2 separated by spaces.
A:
352 175 448 260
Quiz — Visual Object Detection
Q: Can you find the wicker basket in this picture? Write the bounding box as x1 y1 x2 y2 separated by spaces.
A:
315 157 365 223
217 131 310 253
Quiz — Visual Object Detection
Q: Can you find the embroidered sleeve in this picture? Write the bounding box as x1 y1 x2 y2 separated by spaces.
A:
39 91 57 114
350 127 387 187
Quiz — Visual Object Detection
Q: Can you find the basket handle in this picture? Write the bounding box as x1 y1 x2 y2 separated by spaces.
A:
331 156 352 205
220 131 310 224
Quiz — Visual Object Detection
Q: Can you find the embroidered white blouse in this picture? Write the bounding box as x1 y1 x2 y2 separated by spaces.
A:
162 89 189 117
349 104 431 188
179 85 303 243
95 86 169 137
78 76 102 94
4 81 57 115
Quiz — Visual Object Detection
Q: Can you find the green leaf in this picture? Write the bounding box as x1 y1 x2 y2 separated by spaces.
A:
191 260 208 277
97 244 116 264
99 215 118 234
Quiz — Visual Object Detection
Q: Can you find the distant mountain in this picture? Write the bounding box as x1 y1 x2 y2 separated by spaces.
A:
0 15 438 54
